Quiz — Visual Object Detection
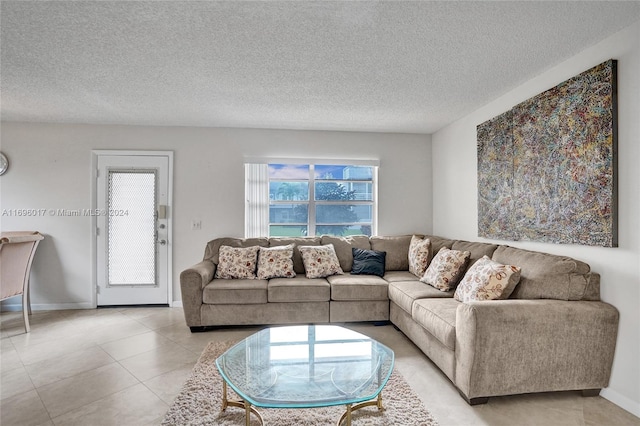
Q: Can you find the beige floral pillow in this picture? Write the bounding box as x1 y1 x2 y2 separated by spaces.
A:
215 245 260 279
408 235 432 277
256 244 296 279
420 247 470 291
299 244 344 279
455 256 521 302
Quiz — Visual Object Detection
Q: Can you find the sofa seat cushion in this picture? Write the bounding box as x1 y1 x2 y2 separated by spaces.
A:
326 273 389 301
268 277 330 302
383 271 420 283
388 281 455 313
203 279 268 304
412 298 459 351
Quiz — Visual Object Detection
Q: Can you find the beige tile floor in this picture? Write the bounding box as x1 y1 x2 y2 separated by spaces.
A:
1 307 638 426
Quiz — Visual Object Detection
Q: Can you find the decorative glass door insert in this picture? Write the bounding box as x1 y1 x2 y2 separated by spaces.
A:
107 171 157 286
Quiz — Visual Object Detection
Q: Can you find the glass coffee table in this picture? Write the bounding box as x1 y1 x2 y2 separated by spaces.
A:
216 325 394 426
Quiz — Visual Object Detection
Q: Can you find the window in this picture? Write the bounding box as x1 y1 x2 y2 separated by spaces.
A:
245 161 377 237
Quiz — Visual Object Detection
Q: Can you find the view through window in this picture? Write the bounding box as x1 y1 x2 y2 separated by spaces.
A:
268 164 375 237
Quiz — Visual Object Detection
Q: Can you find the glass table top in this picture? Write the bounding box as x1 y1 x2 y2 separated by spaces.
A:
215 325 395 409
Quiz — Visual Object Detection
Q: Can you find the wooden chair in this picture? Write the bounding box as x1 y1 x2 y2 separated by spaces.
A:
0 231 44 333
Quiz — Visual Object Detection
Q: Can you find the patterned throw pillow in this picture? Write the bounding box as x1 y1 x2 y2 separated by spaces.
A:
455 256 522 302
299 244 344 279
420 247 470 291
214 245 260 279
256 244 296 279
408 235 432 277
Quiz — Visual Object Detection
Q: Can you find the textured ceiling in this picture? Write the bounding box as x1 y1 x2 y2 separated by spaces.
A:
2 1 640 134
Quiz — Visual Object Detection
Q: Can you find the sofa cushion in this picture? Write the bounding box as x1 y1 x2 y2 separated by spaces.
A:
426 235 456 255
412 298 459 351
268 277 330 302
388 281 455 313
454 255 521 302
214 245 260 279
299 244 344 278
492 245 599 301
420 247 470 291
327 273 389 301
370 235 414 271
270 237 321 274
321 235 371 272
383 271 421 283
351 248 386 277
204 237 269 264
257 244 296 279
203 279 268 304
408 235 432 277
451 240 499 273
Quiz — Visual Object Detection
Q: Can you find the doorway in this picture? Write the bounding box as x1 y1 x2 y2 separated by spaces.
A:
92 151 173 306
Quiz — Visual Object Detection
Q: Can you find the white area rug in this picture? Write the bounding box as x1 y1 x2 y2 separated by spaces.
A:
162 340 439 425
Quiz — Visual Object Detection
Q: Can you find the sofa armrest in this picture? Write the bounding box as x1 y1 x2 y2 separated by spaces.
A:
179 260 216 327
455 299 619 400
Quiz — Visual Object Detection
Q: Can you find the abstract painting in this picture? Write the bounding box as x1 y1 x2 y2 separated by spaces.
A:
477 60 617 247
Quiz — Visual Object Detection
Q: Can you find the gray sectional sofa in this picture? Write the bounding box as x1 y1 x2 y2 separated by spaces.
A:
180 234 619 404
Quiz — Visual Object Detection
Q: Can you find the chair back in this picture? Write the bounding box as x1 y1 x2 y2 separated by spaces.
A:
0 232 44 301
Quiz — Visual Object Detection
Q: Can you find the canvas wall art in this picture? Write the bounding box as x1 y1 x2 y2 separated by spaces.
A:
477 59 617 247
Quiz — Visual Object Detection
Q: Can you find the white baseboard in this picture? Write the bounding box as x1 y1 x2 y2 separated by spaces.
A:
0 302 94 311
601 387 640 418
2 301 184 311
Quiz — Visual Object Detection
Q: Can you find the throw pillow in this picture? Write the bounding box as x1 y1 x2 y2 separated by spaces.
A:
455 255 522 302
420 247 471 291
351 248 386 277
215 245 260 279
256 244 296 279
408 235 432 277
299 244 344 279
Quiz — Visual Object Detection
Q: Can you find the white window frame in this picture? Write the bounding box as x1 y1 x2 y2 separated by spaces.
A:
245 158 379 238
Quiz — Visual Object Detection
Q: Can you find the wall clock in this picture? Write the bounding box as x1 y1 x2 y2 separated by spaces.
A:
0 152 8 176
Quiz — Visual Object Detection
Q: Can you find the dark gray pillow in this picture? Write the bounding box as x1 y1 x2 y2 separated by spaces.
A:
351 248 386 277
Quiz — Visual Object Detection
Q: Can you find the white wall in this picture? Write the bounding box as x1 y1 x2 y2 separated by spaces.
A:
432 22 640 416
0 124 432 308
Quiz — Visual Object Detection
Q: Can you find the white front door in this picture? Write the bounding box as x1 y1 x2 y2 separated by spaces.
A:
95 153 172 306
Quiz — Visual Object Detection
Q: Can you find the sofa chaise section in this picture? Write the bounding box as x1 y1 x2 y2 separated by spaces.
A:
388 239 619 404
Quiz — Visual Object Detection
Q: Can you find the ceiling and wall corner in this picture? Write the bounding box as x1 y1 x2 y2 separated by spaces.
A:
1 1 640 134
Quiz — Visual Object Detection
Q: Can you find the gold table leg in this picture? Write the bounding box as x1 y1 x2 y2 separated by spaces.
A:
220 381 264 425
337 392 385 426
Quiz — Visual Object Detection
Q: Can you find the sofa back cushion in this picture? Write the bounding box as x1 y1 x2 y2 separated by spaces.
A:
370 235 414 271
269 237 322 274
426 235 456 254
492 245 600 301
452 240 499 273
321 235 371 272
204 237 269 264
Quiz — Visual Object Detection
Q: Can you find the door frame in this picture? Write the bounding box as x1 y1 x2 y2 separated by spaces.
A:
90 150 174 308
